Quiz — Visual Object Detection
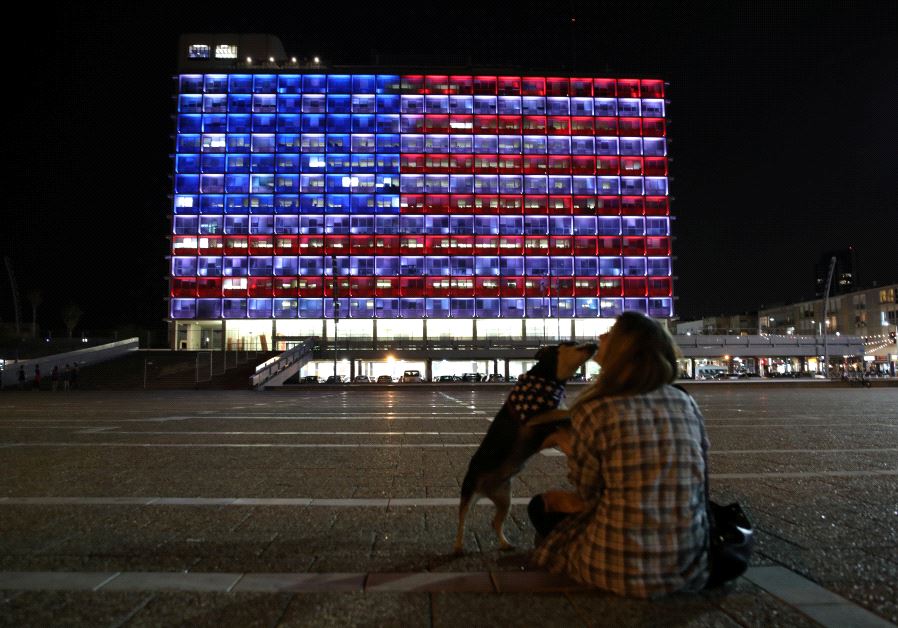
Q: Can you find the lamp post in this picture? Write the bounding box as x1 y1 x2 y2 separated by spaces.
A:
331 255 340 381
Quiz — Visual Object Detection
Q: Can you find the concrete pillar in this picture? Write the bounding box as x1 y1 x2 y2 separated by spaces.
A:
472 319 478 342
570 319 575 339
492 358 498 376
425 359 432 382
521 319 526 339
504 359 510 380
372 319 378 348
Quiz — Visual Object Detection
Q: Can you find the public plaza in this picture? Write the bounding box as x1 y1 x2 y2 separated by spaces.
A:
1 384 896 626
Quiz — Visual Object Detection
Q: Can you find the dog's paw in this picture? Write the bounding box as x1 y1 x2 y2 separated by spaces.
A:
452 544 465 556
499 541 515 552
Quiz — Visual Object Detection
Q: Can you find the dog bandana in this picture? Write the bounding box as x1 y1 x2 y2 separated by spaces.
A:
507 373 566 423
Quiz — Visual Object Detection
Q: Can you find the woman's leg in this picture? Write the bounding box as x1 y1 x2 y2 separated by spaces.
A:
528 494 574 538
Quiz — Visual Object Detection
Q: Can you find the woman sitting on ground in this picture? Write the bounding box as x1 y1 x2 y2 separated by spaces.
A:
529 311 710 597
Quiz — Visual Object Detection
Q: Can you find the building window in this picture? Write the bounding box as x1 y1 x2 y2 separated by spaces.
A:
215 44 238 59
188 45 210 59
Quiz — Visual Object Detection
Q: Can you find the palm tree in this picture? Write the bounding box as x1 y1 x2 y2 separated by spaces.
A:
27 289 42 339
63 304 83 339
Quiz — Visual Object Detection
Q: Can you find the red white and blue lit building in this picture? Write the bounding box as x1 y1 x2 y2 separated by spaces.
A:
168 35 672 357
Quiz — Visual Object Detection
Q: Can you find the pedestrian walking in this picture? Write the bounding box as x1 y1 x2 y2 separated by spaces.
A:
33 364 41 391
63 364 71 392
51 366 59 392
70 363 79 390
18 365 26 390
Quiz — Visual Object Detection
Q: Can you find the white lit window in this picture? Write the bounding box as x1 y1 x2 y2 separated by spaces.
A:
215 44 238 59
188 45 210 59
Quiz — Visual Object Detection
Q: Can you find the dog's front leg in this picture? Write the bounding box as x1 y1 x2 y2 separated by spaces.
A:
539 424 572 454
527 408 570 427
488 480 514 550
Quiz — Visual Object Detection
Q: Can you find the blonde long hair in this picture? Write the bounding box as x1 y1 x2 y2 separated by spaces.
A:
573 311 680 409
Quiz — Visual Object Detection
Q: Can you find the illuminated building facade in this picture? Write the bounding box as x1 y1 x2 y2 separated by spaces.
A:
168 37 672 350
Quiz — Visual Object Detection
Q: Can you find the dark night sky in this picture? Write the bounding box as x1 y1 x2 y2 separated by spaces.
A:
4 1 897 333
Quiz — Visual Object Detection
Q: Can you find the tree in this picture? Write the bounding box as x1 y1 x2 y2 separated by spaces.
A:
62 304 83 339
27 289 42 339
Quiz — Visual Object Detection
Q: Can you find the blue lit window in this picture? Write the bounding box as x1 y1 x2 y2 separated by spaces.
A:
599 257 622 276
350 298 375 318
179 75 203 93
222 298 247 318
500 257 523 276
197 299 222 319
299 298 323 318
350 214 375 231
376 215 399 233
277 75 302 94
274 298 299 318
376 94 400 113
299 215 324 234
546 98 570 115
252 95 276 113
525 258 549 276
624 298 648 314
475 257 499 276
522 136 547 154
647 257 671 276
277 154 300 172
228 75 252 92
547 136 570 154
646 218 669 236
352 75 376 94
571 137 594 156
621 177 644 195
171 299 197 319
204 75 227 92
498 136 522 153
450 136 473 153
425 95 449 114
351 153 376 172
352 95 376 113
425 216 449 235
178 115 202 133
250 215 274 233
550 257 573 275
522 97 546 115
498 96 522 115
400 256 425 275
526 298 550 317
179 95 203 113
298 257 324 275
300 134 325 152
623 257 646 276
618 98 641 116
426 298 450 318
199 216 223 234
449 95 473 114
595 98 617 116
375 298 400 318
275 215 299 232
327 95 351 113
648 298 672 317
401 298 425 317
376 75 400 94
596 137 619 155
200 195 224 212
203 95 228 113
424 134 449 153
575 257 598 276
619 138 642 156
327 74 351 93
426 257 450 276
352 115 376 133
253 75 276 93
401 95 424 113
451 298 475 317
375 256 399 276
197 256 222 276
645 177 668 195
302 95 326 113
350 256 375 275
302 75 327 93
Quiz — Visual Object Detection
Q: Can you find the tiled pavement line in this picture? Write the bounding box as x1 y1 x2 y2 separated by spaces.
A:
744 566 896 628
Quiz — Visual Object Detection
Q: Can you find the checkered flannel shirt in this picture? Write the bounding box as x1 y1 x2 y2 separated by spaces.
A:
507 373 566 423
533 384 710 598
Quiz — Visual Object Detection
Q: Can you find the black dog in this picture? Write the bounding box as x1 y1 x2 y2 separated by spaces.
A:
453 342 597 554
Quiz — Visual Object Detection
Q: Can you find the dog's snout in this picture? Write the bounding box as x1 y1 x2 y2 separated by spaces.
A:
582 343 598 353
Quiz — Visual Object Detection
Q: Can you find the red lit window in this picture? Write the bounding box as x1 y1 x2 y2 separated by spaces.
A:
617 79 640 98
375 235 399 255
644 157 668 176
500 278 524 296
497 154 522 174
474 236 499 254
642 118 666 137
224 236 248 255
473 76 497 94
448 236 474 254
499 236 524 254
596 156 619 175
548 195 573 215
297 277 323 297
424 154 450 172
572 236 597 255
425 115 449 133
573 196 598 215
523 155 547 174
400 194 425 212
524 195 548 212
425 236 451 255
593 78 616 97
474 154 498 174
349 236 377 255
523 116 547 134
570 78 593 97
574 277 599 297
646 237 671 255
425 75 450 94
427 276 452 297
550 277 575 296
595 117 618 135
475 277 502 296
249 236 273 254
400 154 426 173
297 236 324 252
597 236 621 254
448 114 473 133
620 157 643 175
324 277 351 297
647 276 672 296
599 276 623 296
172 236 198 255
399 236 425 254
248 277 273 297
645 196 670 215
547 116 571 135
641 79 664 98
199 277 224 297
621 196 645 214
498 196 522 214
375 277 400 296
197 236 222 255
449 277 476 296
400 75 425 94
497 76 522 95
546 78 570 96
618 118 641 136
171 277 197 297
448 75 473 95
449 154 473 173
549 236 572 255
524 278 550 296
521 77 546 96
349 276 375 297
221 278 246 297
498 115 522 133
571 156 596 175
473 115 498 133
474 195 500 214
399 277 426 297
622 237 645 255
623 277 646 296
547 155 571 174
324 235 349 255
570 117 594 134
450 194 474 211
596 196 621 215
524 236 549 255
274 236 298 254
273 277 298 297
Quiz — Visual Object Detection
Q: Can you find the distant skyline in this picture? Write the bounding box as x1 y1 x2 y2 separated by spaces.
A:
4 1 897 332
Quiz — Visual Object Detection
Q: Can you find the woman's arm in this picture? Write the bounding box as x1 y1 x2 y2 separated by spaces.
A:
566 402 606 500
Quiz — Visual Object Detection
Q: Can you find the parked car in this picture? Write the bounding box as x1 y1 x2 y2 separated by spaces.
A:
376 375 394 383
324 375 346 384
400 369 423 383
353 375 370 383
461 373 482 383
486 374 505 383
300 375 320 384
437 375 457 383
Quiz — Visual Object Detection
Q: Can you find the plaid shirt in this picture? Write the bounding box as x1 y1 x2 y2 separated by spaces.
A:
533 385 710 598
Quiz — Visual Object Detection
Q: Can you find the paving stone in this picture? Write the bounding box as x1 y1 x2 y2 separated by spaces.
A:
232 572 365 592
276 592 431 627
366 571 494 592
432 592 586 627
126 591 294 628
0 591 149 628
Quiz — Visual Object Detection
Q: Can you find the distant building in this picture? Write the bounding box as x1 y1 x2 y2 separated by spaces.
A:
814 248 857 298
675 313 757 335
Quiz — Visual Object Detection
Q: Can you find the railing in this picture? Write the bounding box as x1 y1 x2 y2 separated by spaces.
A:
250 337 318 389
1 337 139 388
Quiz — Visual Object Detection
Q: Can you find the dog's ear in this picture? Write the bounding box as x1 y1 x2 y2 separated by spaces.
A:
534 346 554 361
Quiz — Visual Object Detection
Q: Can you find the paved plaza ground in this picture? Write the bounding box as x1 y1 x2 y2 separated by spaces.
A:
0 384 896 627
